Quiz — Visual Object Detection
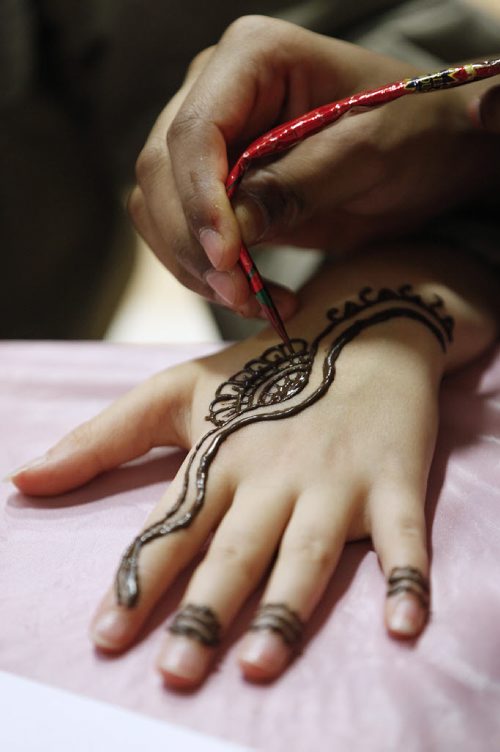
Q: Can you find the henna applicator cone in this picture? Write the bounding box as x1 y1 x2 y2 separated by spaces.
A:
225 57 500 350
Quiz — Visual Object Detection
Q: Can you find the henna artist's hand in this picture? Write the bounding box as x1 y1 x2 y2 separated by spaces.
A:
477 85 500 133
129 15 500 316
9 245 499 688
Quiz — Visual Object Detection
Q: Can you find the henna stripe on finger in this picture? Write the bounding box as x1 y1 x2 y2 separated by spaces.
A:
387 566 430 608
115 286 453 608
248 603 304 646
168 604 222 647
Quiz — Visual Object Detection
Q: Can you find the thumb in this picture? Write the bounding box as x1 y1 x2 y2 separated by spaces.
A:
232 113 384 248
6 370 193 496
233 176 303 247
477 85 500 134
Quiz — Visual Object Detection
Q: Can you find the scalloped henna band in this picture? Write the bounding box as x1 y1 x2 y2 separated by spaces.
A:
168 604 222 647
248 603 304 647
387 566 430 608
115 286 454 622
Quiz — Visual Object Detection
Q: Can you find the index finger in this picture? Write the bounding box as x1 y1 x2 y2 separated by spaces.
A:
166 16 355 272
136 61 252 306
166 18 287 272
167 15 410 271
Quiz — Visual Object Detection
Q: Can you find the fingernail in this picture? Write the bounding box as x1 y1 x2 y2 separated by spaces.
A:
238 631 290 679
205 270 236 306
158 634 210 686
3 455 47 481
200 228 225 268
387 596 425 637
92 610 130 647
234 195 268 246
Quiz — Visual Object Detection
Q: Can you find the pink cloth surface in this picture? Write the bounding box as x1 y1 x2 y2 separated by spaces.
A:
1 341 500 752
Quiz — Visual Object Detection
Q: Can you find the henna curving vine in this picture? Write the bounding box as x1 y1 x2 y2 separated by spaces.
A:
115 285 454 608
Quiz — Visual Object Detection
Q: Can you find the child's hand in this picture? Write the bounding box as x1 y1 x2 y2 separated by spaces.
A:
10 245 498 688
129 15 500 316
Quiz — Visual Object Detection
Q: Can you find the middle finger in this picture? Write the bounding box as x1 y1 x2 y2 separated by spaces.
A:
157 480 295 687
136 94 250 307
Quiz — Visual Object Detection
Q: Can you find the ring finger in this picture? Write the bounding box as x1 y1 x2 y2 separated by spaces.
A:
238 485 353 682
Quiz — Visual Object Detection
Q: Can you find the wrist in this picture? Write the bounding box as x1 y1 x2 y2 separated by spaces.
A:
256 245 498 375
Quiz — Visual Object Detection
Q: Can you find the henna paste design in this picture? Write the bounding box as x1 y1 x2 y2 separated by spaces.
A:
168 604 222 647
115 285 454 608
249 603 304 647
387 566 430 609
209 339 312 427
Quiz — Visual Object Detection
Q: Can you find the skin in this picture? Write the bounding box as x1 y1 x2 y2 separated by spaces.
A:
128 15 500 319
9 244 499 688
478 85 500 132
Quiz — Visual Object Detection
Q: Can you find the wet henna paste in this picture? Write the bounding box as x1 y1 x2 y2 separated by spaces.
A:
115 286 454 615
387 566 430 608
248 603 305 647
168 604 222 647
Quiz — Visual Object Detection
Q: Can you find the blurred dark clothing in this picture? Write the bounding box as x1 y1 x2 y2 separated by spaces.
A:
1 1 499 338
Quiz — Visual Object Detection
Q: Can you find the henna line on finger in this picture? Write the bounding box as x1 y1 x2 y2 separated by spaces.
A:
386 566 430 609
115 287 453 607
249 603 304 647
168 604 222 647
387 566 430 591
386 584 430 608
115 426 218 605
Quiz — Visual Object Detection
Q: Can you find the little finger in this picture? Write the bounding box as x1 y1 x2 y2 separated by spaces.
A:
91 461 234 652
369 482 429 640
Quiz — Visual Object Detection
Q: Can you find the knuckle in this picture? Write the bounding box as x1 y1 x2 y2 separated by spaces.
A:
395 514 424 542
181 190 216 236
243 167 304 236
222 15 273 43
135 141 165 186
377 453 419 486
67 420 94 449
166 108 202 149
62 422 106 473
207 541 259 584
126 186 145 229
171 233 209 283
185 46 215 80
283 533 334 571
178 185 202 218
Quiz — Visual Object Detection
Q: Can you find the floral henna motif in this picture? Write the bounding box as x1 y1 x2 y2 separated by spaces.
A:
208 339 311 426
115 286 454 608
